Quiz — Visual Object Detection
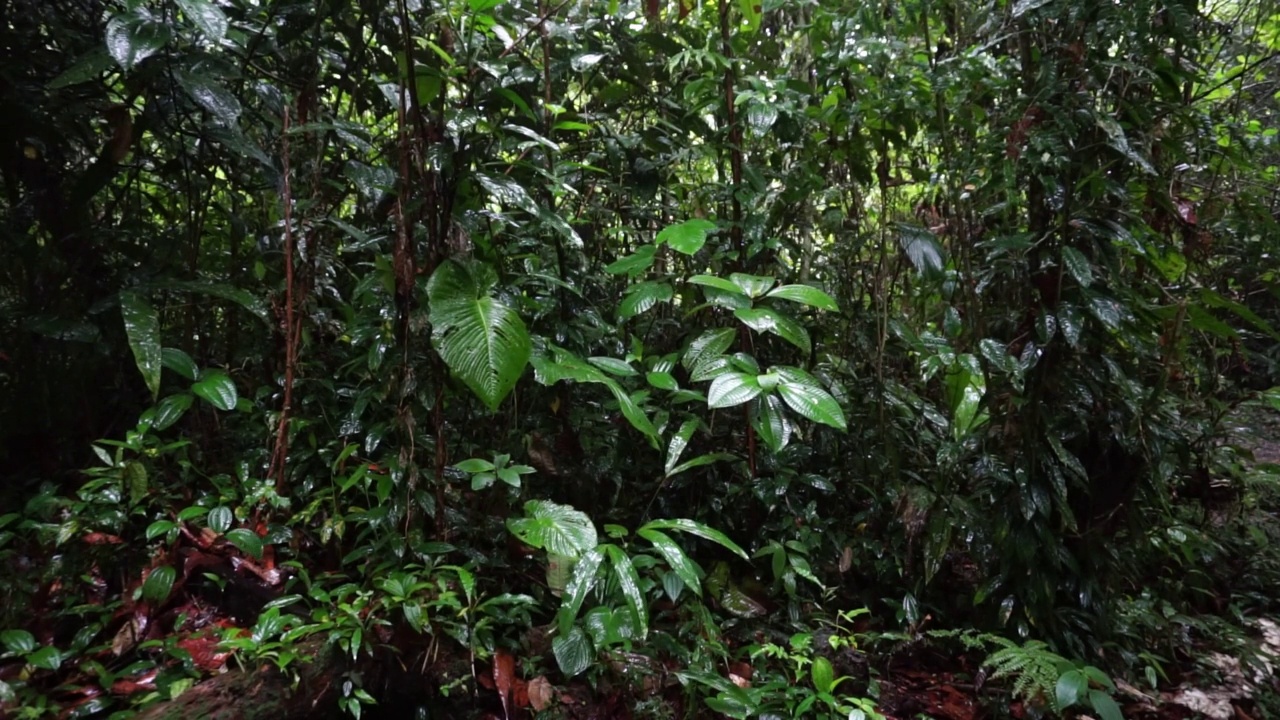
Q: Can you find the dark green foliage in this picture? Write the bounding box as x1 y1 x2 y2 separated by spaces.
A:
1 0 1279 716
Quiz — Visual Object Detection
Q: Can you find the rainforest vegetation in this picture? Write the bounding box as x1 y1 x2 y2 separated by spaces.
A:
2 0 1280 717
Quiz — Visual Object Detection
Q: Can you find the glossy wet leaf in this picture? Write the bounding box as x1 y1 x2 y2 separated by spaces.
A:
120 291 161 399
552 626 593 677
638 528 702 596
618 281 673 320
225 528 263 559
175 0 228 42
427 259 531 412
707 372 762 409
192 371 237 411
506 500 598 558
105 10 170 71
764 284 840 311
604 544 648 639
557 547 604 633
640 519 748 559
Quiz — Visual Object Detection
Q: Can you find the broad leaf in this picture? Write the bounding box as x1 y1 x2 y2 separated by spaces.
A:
192 371 237 411
1061 247 1093 288
638 528 703 596
775 368 846 430
121 291 162 399
105 10 170 71
656 219 716 255
225 528 263 559
605 245 656 276
552 626 594 677
683 328 737 370
707 372 762 409
175 0 228 42
428 259 531 412
506 500 598 557
142 565 176 602
734 307 811 354
618 281 673 320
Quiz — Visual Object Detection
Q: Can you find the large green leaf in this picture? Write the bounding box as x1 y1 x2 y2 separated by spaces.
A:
665 419 700 475
774 367 847 430
656 219 716 255
707 372 762 409
531 351 659 443
105 9 170 71
427 259 531 412
192 370 237 411
618 281 674 320
733 308 811 354
683 328 737 370
764 284 840 311
552 626 594 677
120 291 162 400
506 500 598 558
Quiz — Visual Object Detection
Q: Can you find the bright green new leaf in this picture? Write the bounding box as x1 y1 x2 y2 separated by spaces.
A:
427 259 531 412
120 291 162 399
618 281 673 320
765 283 840 311
656 219 716 255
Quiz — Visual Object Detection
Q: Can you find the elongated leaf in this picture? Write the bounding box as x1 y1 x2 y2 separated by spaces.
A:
161 348 199 381
605 245 656 276
1061 247 1093 288
507 500 598 557
656 219 716 255
638 528 702 596
666 452 736 477
899 224 945 277
1088 690 1124 720
588 356 638 376
428 259 531 412
604 545 647 639
192 371 237 411
639 519 748 559
121 291 162 399
707 372 762 409
665 419 700 474
690 275 747 296
557 547 605 634
811 656 836 693
765 284 839 311
755 394 791 453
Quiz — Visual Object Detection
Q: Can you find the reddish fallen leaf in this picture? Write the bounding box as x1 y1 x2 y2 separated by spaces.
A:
177 632 234 672
83 532 123 545
494 649 516 719
111 669 158 695
512 678 529 709
528 676 554 711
